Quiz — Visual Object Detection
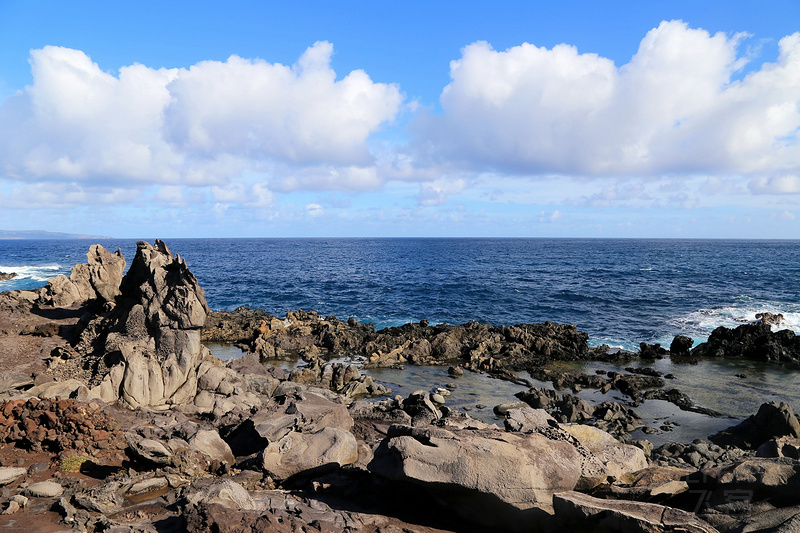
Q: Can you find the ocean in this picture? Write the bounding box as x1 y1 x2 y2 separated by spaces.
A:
2 238 799 352
4 237 800 443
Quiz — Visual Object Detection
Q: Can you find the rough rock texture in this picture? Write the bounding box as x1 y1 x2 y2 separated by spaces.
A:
670 335 695 357
72 241 211 408
261 426 359 480
369 424 583 510
563 423 648 481
692 321 800 362
0 398 122 452
553 491 719 533
38 245 126 308
203 308 591 373
696 457 800 496
711 402 800 450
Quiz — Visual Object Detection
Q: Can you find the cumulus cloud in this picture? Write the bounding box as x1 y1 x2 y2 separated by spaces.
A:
164 42 403 165
424 20 800 180
0 43 403 192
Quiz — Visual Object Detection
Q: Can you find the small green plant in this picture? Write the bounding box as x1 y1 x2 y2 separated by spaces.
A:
58 455 89 473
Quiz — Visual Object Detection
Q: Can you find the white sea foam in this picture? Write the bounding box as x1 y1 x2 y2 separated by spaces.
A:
669 303 800 340
0 264 65 283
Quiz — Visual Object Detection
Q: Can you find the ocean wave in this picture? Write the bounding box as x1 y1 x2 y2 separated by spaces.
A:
0 264 64 281
669 303 800 339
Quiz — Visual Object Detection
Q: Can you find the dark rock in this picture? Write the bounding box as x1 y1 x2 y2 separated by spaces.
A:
711 402 800 450
643 388 723 417
670 335 694 356
692 322 800 362
756 312 785 326
639 342 668 359
0 272 16 282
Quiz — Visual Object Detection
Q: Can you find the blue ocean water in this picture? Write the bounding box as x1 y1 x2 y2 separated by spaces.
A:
2 238 800 352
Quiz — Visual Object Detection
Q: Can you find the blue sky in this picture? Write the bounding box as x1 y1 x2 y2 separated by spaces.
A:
0 1 799 238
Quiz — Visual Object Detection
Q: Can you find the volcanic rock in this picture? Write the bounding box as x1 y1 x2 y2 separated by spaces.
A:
553 491 719 533
670 335 694 356
261 426 359 480
711 402 800 450
38 245 125 308
72 240 211 409
692 322 800 362
369 424 583 510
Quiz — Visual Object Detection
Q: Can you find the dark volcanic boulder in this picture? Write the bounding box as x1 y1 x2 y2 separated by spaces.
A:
692 322 800 362
670 335 694 356
639 342 667 359
710 401 800 449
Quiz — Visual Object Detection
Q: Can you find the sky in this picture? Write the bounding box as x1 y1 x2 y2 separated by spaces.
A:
0 1 799 238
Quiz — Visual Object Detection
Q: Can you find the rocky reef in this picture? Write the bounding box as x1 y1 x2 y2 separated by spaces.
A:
0 241 797 532
203 306 592 375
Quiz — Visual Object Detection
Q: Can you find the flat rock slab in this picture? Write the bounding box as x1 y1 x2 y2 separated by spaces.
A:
369 424 582 510
0 467 27 486
553 491 719 533
127 477 168 496
0 371 34 394
25 481 64 497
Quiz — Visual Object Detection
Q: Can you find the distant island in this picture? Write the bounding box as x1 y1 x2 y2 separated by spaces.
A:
0 230 113 240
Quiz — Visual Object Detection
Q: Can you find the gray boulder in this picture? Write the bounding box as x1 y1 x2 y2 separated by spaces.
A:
39 244 125 307
186 480 258 511
261 427 358 480
369 424 582 510
25 481 64 498
0 467 26 486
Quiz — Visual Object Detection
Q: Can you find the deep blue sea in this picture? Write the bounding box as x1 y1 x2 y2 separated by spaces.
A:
2 238 799 352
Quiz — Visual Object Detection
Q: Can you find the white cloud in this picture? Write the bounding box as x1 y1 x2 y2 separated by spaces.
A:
0 43 403 192
424 20 800 179
164 42 403 165
749 175 800 194
0 181 135 209
417 178 467 205
305 203 323 217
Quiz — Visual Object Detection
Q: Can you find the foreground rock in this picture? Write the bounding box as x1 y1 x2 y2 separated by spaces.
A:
553 491 719 533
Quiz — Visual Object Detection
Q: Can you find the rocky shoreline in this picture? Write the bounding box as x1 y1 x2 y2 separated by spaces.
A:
0 241 798 532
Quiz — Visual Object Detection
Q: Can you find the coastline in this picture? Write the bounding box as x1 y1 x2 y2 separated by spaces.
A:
0 241 798 532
